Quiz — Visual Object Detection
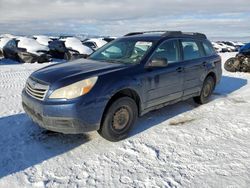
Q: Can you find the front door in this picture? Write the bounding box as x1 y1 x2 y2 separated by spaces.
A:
143 39 184 108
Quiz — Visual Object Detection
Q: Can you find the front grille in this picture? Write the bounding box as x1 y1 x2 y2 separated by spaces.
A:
25 78 49 101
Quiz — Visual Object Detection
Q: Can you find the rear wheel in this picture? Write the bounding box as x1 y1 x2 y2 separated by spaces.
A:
194 76 215 104
98 97 138 142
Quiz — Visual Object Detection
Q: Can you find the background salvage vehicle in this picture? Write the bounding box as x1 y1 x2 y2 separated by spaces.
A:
48 40 70 60
3 37 51 63
2 39 22 62
22 31 222 141
82 38 108 51
49 37 93 60
64 37 93 58
0 37 12 58
224 43 250 72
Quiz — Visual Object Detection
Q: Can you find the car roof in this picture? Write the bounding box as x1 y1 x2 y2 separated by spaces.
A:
122 34 163 41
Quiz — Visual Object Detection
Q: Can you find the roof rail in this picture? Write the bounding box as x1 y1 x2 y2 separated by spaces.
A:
124 30 207 39
162 31 207 39
125 31 166 36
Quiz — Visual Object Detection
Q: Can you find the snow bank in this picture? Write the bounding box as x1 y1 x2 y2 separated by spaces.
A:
17 37 49 55
64 37 93 55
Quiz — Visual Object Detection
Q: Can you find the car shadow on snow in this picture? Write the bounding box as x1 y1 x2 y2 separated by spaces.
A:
0 113 90 178
0 76 247 178
0 58 21 65
130 75 247 137
0 58 67 65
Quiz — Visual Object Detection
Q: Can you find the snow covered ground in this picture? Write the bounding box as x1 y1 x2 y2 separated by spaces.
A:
0 53 249 188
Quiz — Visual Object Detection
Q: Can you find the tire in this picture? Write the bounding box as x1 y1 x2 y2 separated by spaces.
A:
98 97 138 142
194 76 215 104
0 50 3 58
64 51 72 61
224 57 238 72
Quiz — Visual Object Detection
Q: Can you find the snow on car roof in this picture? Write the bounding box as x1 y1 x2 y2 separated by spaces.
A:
85 38 107 48
64 37 93 55
17 37 49 54
34 35 52 46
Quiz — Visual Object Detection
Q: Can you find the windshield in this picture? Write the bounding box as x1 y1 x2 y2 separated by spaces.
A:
89 39 154 64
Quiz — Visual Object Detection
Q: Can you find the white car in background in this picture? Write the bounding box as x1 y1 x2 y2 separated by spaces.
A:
2 37 51 63
221 41 238 51
218 42 235 52
212 42 224 53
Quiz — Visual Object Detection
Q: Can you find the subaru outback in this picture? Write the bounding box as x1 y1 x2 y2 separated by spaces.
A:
22 31 222 141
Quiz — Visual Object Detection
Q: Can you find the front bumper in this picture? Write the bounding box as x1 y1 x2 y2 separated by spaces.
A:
22 90 105 134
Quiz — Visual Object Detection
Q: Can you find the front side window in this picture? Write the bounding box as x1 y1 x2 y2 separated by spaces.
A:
150 40 180 64
181 40 201 60
202 41 216 56
89 39 154 64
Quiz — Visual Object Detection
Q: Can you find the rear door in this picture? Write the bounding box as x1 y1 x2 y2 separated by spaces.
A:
180 39 206 97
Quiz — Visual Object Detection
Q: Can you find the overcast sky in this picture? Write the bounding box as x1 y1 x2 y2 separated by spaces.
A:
0 0 249 40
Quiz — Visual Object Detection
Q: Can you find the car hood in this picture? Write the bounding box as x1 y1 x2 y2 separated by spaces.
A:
31 59 127 84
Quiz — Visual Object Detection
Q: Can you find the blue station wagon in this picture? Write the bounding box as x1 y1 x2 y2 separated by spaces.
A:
22 31 222 141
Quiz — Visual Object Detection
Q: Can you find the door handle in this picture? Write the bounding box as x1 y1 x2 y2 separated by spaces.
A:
176 67 183 72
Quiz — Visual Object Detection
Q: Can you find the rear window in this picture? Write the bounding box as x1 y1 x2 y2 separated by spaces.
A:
181 40 201 60
202 41 216 56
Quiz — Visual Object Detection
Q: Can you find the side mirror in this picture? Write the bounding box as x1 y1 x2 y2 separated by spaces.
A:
146 58 168 68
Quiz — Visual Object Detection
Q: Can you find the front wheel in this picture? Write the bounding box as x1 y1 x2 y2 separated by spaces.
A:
98 97 138 142
194 76 215 104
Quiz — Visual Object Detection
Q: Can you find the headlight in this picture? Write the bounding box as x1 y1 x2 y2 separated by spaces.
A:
49 77 98 99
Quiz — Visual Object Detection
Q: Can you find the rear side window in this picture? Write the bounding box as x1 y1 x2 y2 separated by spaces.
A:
181 40 201 60
202 41 216 56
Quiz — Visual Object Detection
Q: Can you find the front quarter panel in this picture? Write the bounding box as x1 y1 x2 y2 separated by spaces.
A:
95 66 145 110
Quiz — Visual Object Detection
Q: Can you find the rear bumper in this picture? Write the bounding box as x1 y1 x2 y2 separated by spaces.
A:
22 90 105 134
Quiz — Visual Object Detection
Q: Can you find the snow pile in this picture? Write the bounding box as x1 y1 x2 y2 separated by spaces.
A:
0 53 249 187
17 37 49 55
34 35 52 46
64 37 93 55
